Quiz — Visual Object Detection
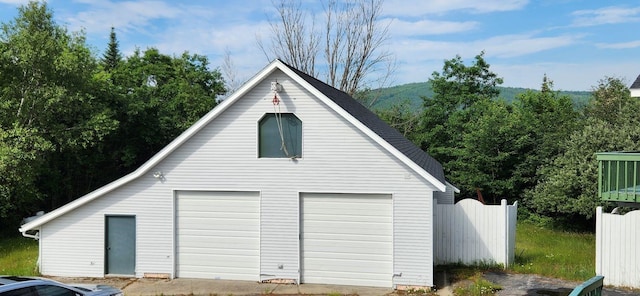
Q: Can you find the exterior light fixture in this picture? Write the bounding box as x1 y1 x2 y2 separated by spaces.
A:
271 81 282 92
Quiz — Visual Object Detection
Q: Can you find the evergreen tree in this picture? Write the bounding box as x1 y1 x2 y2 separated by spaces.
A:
527 77 638 224
102 27 122 71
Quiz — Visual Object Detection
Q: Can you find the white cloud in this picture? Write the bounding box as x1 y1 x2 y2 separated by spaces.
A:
146 9 274 84
155 20 271 62
390 33 580 67
493 61 640 91
392 60 640 92
25 0 636 93
0 0 27 4
597 40 640 49
383 0 528 17
388 18 478 36
571 6 640 27
388 32 591 91
63 0 186 34
59 0 273 72
479 34 579 58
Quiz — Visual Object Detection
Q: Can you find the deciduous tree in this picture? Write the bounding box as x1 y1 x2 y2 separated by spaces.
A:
417 52 503 199
107 48 226 170
450 99 522 203
0 1 117 232
260 0 393 97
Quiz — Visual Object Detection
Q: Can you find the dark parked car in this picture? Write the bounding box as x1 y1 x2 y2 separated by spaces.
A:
0 276 123 296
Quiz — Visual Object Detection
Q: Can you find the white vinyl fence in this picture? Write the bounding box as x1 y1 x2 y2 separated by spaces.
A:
595 207 640 288
434 199 517 267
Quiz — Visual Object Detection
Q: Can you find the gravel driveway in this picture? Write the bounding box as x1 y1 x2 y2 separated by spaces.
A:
482 272 639 296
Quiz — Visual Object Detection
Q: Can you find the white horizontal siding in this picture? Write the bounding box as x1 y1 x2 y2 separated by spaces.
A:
154 71 438 285
40 69 439 287
40 183 174 277
393 191 433 286
259 189 300 280
433 185 455 205
40 216 104 277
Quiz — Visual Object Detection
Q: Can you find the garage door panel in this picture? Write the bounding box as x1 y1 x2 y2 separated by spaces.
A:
179 254 259 265
302 272 391 287
179 210 258 218
178 240 258 252
301 193 393 287
305 269 391 278
181 204 258 213
181 266 256 274
178 268 256 280
179 203 258 213
304 214 391 223
304 234 392 242
303 204 390 213
303 201 390 212
176 191 259 280
178 220 258 231
303 241 392 254
179 235 258 244
303 250 391 261
303 252 392 263
303 223 392 235
180 268 255 276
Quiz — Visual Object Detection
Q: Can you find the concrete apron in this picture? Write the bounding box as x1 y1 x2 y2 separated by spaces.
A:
48 275 465 295
122 278 395 296
46 276 397 296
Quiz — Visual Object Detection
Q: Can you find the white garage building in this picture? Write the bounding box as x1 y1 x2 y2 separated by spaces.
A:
20 60 452 288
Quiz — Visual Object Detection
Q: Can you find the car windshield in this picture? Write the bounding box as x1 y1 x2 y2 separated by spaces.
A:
0 277 33 285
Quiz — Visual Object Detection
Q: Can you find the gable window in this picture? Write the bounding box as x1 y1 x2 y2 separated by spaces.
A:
259 113 302 158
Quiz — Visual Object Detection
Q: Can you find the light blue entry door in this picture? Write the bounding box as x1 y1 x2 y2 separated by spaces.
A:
105 215 136 275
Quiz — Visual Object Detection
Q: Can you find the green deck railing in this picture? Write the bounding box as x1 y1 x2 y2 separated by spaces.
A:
596 152 640 203
568 275 604 296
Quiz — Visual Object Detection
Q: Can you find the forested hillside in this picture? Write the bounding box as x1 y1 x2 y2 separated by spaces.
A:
369 82 592 110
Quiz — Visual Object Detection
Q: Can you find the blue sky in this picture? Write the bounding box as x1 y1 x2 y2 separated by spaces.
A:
1 0 639 91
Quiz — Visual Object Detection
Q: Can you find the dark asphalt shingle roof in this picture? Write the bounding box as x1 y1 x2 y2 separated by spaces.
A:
631 74 640 89
280 60 446 186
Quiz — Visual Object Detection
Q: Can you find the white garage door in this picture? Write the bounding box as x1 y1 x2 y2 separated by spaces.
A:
175 191 259 280
300 193 393 287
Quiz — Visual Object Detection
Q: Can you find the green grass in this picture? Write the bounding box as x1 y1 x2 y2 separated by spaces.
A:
440 221 596 289
0 236 39 275
512 221 595 281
